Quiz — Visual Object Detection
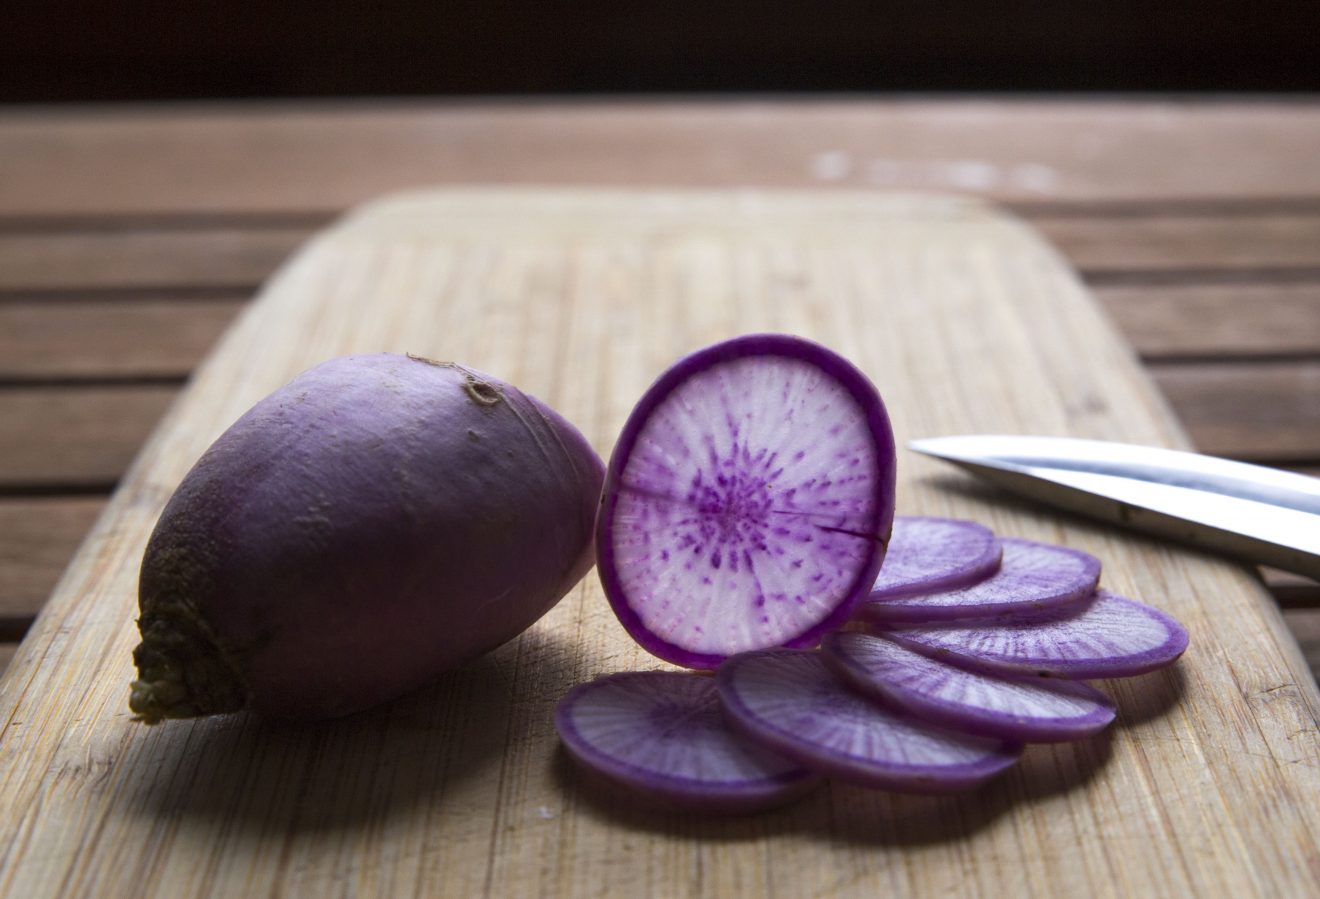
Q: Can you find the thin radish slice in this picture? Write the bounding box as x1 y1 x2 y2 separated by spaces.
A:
822 631 1116 742
869 516 1002 601
597 334 897 668
884 589 1190 679
861 537 1100 623
554 670 821 814
716 650 1021 792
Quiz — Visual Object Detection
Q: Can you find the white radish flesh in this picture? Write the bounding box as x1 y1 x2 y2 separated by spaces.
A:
822 631 1116 741
861 537 1100 623
884 589 1190 679
597 334 897 668
716 650 1021 792
869 516 1002 600
554 670 821 814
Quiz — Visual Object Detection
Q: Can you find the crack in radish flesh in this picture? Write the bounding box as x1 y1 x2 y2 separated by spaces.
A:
555 671 820 813
869 516 1002 600
716 650 1021 791
862 538 1100 623
884 589 1190 679
823 631 1116 741
610 354 888 657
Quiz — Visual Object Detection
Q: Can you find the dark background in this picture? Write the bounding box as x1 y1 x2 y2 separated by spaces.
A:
5 1 1320 102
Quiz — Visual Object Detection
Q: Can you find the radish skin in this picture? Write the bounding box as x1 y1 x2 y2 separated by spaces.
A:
131 353 604 722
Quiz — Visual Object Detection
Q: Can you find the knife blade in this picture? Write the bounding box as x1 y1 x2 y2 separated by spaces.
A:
908 434 1320 579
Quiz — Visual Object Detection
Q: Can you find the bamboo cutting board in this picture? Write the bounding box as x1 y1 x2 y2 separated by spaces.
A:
2 189 1318 898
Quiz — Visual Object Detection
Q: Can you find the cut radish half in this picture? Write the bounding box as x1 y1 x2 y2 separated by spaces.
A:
554 671 821 814
716 650 1021 792
597 334 897 668
869 516 1002 600
884 589 1190 679
822 631 1116 742
862 537 1100 623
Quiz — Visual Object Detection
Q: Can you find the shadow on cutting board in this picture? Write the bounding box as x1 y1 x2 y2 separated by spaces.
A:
119 628 580 832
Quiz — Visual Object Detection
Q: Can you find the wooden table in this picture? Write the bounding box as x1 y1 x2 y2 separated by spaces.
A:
2 96 1319 683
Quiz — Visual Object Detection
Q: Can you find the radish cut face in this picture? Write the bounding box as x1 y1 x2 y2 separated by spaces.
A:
822 631 1116 742
554 671 821 814
862 537 1100 623
869 516 1002 601
884 589 1190 679
716 650 1021 792
597 334 897 668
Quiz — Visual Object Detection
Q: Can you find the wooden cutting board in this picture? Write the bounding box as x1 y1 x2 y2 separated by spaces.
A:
2 189 1317 898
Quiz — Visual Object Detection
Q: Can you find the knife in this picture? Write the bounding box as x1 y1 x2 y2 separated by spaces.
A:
908 434 1320 580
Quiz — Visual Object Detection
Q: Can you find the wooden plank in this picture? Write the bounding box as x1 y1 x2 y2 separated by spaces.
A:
1038 215 1320 273
1 101 1318 216
1154 361 1320 462
0 299 243 380
0 497 105 637
1098 283 1320 358
0 189 1316 897
6 359 1314 490
0 644 14 677
0 386 175 488
3 214 1317 302
0 229 308 292
1283 609 1320 682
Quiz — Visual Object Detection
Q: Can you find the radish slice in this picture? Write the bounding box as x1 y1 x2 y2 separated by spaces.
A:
716 650 1021 792
861 537 1100 623
554 670 821 814
822 631 1116 742
869 516 1002 600
596 334 897 668
884 589 1190 679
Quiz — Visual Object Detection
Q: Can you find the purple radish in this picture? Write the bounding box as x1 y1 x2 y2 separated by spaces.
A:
861 537 1100 623
554 670 821 814
869 516 1002 600
884 589 1190 679
596 334 897 668
822 631 1116 742
131 354 604 722
716 650 1021 792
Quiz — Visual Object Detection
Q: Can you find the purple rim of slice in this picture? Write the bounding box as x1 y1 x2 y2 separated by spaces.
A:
868 516 1002 601
596 333 897 668
861 537 1100 624
821 631 1116 742
715 650 1021 792
555 670 821 814
882 589 1190 679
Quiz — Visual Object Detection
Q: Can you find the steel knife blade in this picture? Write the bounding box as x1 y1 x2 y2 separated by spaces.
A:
908 434 1320 579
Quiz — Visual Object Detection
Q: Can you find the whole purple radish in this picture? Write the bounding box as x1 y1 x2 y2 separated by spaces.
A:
596 334 897 668
130 353 604 722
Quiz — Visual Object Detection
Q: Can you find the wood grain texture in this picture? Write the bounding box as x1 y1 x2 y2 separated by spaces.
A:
1097 283 1320 359
5 215 1319 298
0 189 1316 897
0 299 243 380
0 229 309 292
1 101 1319 216
0 498 105 634
1038 214 1320 272
8 360 1312 489
1152 362 1320 462
0 386 175 489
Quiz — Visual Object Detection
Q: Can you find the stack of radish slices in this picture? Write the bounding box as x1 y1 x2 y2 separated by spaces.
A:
556 335 1189 813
